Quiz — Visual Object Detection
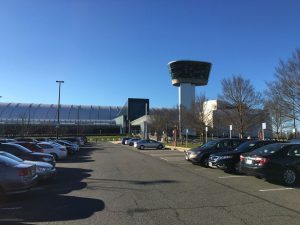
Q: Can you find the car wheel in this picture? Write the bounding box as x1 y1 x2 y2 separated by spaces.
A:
0 187 6 201
282 169 297 186
202 156 209 167
234 162 241 173
157 145 163 149
51 153 58 161
140 145 145 150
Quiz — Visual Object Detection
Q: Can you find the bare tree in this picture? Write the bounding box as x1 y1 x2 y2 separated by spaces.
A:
218 75 263 138
272 49 300 136
182 94 209 137
149 107 178 137
264 82 289 139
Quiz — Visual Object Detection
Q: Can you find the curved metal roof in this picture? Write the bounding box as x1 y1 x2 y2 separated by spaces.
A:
0 102 121 124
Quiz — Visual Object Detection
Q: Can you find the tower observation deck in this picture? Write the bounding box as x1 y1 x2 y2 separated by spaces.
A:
168 60 212 135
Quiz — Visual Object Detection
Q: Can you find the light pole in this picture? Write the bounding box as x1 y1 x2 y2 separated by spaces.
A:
56 81 64 139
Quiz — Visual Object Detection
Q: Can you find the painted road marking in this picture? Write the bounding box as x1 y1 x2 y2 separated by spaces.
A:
160 157 184 161
150 154 184 157
0 207 22 210
218 175 245 179
259 188 294 192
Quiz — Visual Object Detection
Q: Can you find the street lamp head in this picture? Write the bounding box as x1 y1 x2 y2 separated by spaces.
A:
56 80 64 83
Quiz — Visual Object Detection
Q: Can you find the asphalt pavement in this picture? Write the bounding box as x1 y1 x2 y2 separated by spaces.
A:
1 142 300 225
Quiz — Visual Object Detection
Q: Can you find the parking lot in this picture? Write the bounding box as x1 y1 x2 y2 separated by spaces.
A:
1 142 300 225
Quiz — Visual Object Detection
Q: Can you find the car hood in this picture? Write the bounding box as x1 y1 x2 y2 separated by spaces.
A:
24 160 53 168
31 152 53 159
189 146 212 153
212 150 240 157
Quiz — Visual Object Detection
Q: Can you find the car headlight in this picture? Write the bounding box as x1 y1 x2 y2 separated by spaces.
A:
43 157 52 162
219 155 233 159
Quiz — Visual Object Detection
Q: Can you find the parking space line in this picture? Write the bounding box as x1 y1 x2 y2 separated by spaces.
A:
194 168 205 171
259 188 294 192
150 154 184 157
218 175 245 179
160 157 168 161
0 207 22 210
160 157 184 161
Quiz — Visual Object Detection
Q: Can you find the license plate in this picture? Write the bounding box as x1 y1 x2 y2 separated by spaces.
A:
209 162 213 167
246 159 252 165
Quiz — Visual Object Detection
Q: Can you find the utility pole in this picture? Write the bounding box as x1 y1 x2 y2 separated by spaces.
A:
56 80 64 139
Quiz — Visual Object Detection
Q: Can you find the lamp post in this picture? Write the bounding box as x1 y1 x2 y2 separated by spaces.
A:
56 81 64 139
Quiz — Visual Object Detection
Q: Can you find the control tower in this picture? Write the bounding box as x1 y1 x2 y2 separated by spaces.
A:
168 60 212 134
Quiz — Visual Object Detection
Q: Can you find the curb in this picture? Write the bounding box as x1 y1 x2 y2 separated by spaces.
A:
165 145 190 152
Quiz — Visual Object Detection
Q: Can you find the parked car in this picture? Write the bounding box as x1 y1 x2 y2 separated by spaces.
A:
127 138 141 146
0 143 55 166
240 143 300 185
55 140 79 155
0 151 56 181
0 155 38 195
0 139 16 143
16 142 44 153
186 138 246 166
208 140 278 172
121 137 131 145
38 142 68 160
36 137 51 142
15 137 38 142
61 137 84 146
134 139 164 150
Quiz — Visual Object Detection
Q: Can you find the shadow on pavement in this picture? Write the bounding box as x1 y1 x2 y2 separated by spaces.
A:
0 162 105 224
87 177 179 186
59 143 103 164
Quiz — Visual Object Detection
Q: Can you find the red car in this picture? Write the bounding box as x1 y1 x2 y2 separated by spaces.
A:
15 142 44 153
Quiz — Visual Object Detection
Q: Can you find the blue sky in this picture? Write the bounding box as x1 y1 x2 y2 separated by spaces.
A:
0 0 299 108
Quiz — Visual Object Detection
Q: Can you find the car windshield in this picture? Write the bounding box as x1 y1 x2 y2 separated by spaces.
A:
0 151 23 162
251 143 286 155
233 141 257 152
10 144 33 153
200 140 218 148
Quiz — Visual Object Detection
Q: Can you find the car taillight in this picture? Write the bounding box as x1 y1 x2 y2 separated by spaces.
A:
19 168 29 176
255 157 269 165
240 155 245 162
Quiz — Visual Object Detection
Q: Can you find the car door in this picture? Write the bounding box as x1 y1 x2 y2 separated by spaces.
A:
220 140 231 152
286 145 300 173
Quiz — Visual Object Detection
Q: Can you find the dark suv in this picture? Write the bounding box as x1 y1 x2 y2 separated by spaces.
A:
187 138 246 166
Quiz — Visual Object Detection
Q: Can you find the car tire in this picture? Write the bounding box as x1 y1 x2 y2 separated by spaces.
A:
0 187 6 201
140 145 145 150
201 156 209 167
234 162 241 173
157 145 163 149
282 168 297 186
51 153 58 161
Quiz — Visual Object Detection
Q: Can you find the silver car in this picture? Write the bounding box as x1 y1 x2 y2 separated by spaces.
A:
134 140 164 150
0 151 56 181
0 155 38 195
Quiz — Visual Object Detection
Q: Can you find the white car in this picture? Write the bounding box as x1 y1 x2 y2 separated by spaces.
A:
38 142 68 160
